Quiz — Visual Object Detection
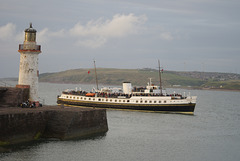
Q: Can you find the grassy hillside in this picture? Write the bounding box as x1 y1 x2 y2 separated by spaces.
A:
39 68 203 87
39 68 240 90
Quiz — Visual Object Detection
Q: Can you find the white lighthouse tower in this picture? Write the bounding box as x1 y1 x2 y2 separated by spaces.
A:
17 23 42 106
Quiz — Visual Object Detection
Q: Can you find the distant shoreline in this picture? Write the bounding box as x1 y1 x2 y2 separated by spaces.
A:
40 80 240 92
1 78 240 93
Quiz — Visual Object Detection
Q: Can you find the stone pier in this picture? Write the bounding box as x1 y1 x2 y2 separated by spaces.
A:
0 106 108 147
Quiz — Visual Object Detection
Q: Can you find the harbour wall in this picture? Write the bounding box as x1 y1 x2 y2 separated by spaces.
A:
0 86 108 149
0 106 108 147
0 86 29 107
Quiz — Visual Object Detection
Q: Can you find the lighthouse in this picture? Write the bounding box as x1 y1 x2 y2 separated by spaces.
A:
17 23 41 106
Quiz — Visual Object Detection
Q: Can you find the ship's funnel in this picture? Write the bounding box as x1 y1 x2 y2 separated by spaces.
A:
123 82 132 94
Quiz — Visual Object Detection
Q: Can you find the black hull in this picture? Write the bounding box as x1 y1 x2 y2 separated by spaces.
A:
57 98 195 113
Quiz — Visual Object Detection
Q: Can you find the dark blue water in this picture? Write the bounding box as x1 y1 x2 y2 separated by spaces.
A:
1 81 240 161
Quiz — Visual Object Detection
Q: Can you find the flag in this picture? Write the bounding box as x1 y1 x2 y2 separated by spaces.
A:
88 70 90 74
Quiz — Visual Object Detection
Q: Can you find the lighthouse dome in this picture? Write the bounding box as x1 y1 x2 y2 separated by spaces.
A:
24 23 37 42
25 23 37 33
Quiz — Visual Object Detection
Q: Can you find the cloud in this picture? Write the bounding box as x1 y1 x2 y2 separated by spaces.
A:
69 13 147 48
0 14 147 48
0 23 16 41
160 32 174 41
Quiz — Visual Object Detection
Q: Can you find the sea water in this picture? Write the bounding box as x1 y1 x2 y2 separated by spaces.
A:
1 81 240 161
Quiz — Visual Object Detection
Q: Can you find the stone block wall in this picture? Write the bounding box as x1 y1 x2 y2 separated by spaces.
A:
0 106 108 147
0 87 29 108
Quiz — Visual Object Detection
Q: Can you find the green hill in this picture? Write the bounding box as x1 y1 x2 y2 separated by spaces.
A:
39 68 240 90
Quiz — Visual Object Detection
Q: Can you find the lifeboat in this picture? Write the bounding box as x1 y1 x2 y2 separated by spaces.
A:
86 93 96 97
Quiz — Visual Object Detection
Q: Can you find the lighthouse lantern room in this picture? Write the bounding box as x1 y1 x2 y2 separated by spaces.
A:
17 23 42 106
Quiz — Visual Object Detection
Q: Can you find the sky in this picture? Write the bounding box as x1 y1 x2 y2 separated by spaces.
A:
0 0 240 78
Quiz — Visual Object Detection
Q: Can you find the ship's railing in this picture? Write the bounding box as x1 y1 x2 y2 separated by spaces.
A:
19 44 41 51
62 90 186 99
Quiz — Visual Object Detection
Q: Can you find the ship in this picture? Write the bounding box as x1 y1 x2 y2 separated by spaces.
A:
57 60 197 114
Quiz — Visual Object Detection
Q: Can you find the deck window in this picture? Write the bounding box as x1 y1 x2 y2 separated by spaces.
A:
164 101 166 103
145 100 147 103
127 100 130 102
159 101 161 103
136 100 138 103
66 96 68 98
154 101 156 103
98 99 101 101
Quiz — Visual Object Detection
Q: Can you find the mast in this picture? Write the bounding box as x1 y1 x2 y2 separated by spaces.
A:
94 60 99 90
158 59 163 95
